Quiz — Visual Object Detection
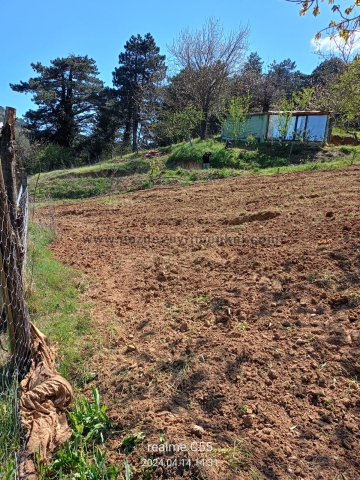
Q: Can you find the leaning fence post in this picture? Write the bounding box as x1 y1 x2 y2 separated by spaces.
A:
0 106 31 373
1 107 18 230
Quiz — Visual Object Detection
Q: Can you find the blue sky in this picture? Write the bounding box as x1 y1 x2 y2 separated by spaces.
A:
0 0 342 117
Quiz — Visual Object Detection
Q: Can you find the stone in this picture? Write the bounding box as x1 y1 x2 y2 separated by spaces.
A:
268 370 278 380
243 415 254 427
180 322 189 332
125 344 137 353
191 425 205 438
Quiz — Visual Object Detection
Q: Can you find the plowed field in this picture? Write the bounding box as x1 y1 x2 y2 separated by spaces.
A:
50 166 360 480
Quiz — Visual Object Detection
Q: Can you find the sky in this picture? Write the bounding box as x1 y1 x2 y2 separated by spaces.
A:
0 0 357 118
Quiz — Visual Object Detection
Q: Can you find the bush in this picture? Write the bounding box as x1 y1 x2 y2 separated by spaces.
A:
24 143 77 174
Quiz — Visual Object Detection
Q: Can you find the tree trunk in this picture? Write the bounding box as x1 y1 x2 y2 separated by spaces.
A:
132 105 139 152
200 117 208 140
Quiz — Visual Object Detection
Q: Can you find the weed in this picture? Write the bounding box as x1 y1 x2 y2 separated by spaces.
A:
69 386 113 443
141 179 152 189
121 431 145 453
323 397 336 411
250 467 264 479
124 458 132 480
306 271 342 289
236 321 248 332
237 405 248 414
346 377 359 394
200 295 211 304
213 439 253 473
41 440 119 479
41 389 118 479
173 357 192 389
159 430 166 444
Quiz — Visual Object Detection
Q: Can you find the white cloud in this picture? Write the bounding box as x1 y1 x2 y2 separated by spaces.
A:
311 31 360 54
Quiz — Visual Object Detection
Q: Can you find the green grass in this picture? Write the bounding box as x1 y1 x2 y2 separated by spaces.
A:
28 137 360 202
0 381 20 479
39 387 119 480
0 220 95 477
331 126 360 136
26 221 92 384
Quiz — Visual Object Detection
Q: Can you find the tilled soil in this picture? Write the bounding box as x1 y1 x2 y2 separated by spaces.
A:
49 166 360 479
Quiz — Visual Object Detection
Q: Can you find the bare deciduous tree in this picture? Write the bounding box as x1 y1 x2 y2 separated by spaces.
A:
167 18 250 139
313 31 360 64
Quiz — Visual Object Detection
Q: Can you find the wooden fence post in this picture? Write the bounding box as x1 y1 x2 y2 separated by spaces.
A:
0 107 31 374
1 108 18 229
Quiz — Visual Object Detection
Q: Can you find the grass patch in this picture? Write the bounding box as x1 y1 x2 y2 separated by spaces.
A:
28 138 360 202
213 439 254 473
26 221 92 384
0 381 20 479
39 387 119 480
1 219 94 477
33 177 112 200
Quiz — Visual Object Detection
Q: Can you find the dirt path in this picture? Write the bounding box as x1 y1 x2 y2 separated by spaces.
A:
50 166 360 479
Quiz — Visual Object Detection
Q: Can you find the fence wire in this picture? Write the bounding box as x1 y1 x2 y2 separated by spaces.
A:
0 182 31 479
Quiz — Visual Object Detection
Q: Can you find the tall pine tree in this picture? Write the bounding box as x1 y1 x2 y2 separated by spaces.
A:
112 33 166 152
11 55 103 148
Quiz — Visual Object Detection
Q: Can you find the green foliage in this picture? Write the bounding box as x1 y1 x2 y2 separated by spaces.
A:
43 177 110 200
46 441 119 480
24 143 76 174
113 33 166 151
154 107 203 145
141 179 153 189
292 87 314 110
269 87 314 145
11 55 103 148
26 221 91 383
0 381 20 479
189 171 199 181
223 96 250 145
271 97 294 145
245 134 258 148
149 157 165 176
69 386 113 443
41 389 118 480
332 58 360 123
120 431 145 454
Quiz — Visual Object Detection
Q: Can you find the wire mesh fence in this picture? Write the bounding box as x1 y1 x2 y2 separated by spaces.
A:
0 199 30 479
0 107 73 479
0 107 32 479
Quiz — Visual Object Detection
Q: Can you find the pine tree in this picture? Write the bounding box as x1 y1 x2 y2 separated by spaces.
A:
10 55 103 148
112 33 166 152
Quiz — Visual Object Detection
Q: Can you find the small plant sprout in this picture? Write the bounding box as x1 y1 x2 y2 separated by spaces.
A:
121 431 146 453
159 430 166 444
238 405 248 414
237 321 248 332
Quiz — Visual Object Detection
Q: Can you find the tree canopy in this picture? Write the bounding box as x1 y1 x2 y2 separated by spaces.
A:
10 55 103 148
113 33 166 152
